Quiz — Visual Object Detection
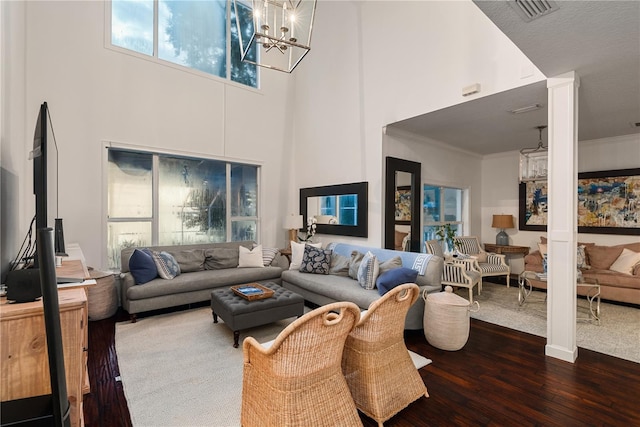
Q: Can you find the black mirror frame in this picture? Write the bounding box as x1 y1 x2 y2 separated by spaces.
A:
300 182 368 238
385 157 421 252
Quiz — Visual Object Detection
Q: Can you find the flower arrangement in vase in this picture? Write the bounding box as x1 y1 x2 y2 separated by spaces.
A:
298 217 317 242
434 224 458 254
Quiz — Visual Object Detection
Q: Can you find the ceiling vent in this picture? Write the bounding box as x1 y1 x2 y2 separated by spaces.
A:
509 0 559 22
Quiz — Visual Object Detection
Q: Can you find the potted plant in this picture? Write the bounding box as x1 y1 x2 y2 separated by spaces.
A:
435 224 458 254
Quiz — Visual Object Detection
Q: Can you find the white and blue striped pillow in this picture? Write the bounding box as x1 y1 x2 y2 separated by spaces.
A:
357 251 379 290
152 251 181 280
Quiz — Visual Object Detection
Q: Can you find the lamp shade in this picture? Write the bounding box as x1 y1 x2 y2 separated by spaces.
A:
284 214 303 230
492 214 514 229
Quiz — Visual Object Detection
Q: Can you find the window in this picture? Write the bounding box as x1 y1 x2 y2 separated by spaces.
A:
423 185 466 243
110 0 258 88
107 147 259 269
318 195 357 225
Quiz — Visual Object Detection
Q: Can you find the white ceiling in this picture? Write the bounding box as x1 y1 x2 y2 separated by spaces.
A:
388 0 640 155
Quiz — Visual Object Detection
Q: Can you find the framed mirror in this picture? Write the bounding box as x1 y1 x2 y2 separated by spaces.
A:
385 157 421 252
300 182 368 237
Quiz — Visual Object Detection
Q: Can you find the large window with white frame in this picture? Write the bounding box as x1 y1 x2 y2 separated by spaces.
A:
423 184 466 244
109 0 258 88
107 147 259 269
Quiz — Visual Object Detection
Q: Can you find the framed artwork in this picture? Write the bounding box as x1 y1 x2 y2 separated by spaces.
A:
519 168 640 235
395 186 412 224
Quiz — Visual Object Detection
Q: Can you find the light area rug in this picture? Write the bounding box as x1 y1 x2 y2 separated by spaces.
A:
459 282 640 363
116 306 431 427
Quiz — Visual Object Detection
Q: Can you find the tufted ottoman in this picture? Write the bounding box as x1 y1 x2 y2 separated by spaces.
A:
211 282 305 347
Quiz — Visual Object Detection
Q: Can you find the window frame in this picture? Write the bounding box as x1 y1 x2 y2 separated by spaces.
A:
103 142 262 269
104 0 260 90
423 184 468 244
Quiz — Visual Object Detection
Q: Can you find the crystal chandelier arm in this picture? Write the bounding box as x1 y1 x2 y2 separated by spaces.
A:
520 125 548 154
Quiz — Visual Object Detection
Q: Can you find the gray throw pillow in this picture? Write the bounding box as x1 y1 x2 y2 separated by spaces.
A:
204 248 239 270
378 256 402 275
170 249 205 272
329 253 351 276
348 251 365 280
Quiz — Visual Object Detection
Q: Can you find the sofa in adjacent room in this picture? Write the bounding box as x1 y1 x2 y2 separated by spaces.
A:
281 242 444 330
524 238 640 305
120 241 284 321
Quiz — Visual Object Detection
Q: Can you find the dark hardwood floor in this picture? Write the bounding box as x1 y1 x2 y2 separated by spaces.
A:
83 307 640 427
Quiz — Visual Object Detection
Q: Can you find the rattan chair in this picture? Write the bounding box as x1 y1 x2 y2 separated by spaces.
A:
453 236 511 287
342 284 428 426
425 239 482 302
241 302 363 427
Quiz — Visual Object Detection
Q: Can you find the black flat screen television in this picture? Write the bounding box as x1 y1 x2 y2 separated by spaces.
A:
32 102 48 267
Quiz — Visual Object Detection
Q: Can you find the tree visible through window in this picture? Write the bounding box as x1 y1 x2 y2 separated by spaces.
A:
107 147 260 269
111 0 257 88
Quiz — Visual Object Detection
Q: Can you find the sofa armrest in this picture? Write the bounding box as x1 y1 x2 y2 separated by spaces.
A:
524 250 543 266
120 272 136 307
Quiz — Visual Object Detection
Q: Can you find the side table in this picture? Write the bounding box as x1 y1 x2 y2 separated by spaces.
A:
484 243 530 256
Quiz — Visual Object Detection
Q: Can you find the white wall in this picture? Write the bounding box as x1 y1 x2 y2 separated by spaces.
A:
482 133 640 252
2 1 295 270
292 0 545 247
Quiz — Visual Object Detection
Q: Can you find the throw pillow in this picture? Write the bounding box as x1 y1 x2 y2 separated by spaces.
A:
378 256 402 275
204 248 239 270
289 241 322 270
329 253 351 276
357 251 379 290
151 251 181 279
609 248 640 275
538 243 548 256
170 249 205 272
129 249 158 284
376 267 418 296
348 251 366 279
585 245 624 270
299 246 332 275
238 245 264 268
576 245 590 270
261 247 280 266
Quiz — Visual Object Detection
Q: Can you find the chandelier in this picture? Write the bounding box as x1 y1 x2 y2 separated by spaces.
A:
519 125 548 182
233 0 317 73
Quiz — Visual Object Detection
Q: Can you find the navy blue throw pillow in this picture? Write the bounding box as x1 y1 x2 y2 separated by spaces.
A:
129 248 158 284
376 267 418 296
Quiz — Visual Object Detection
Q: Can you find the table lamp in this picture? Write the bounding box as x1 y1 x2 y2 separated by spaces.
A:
283 214 303 249
492 214 514 246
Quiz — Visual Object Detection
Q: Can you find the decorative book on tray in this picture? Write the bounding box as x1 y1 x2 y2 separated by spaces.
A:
231 283 274 300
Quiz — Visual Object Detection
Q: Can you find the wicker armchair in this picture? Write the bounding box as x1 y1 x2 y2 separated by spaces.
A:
241 302 363 427
425 240 482 302
453 236 511 287
342 284 428 426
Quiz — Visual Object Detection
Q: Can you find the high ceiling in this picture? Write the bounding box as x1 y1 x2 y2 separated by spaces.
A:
388 1 640 155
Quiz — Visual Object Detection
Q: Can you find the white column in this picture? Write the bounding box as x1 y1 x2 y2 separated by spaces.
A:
545 71 580 363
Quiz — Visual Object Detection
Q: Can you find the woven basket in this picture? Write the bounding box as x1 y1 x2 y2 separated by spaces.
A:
87 269 118 321
423 286 479 351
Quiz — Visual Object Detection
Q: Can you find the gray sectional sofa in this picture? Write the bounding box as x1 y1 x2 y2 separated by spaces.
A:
281 242 444 329
120 241 283 321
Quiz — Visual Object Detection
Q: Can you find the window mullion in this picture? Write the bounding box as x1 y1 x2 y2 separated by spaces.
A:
152 154 160 245
226 0 232 81
153 0 159 58
226 163 232 240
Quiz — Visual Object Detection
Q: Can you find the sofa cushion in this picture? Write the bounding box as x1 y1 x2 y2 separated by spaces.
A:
238 245 264 268
609 248 640 275
357 251 379 290
348 251 366 279
329 253 350 276
170 249 205 272
151 251 181 279
126 266 283 301
376 267 418 296
204 248 239 269
378 256 402 275
129 249 158 284
300 246 332 275
585 245 624 270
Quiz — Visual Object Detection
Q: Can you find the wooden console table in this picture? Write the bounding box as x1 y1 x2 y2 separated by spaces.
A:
484 243 530 256
0 244 94 427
